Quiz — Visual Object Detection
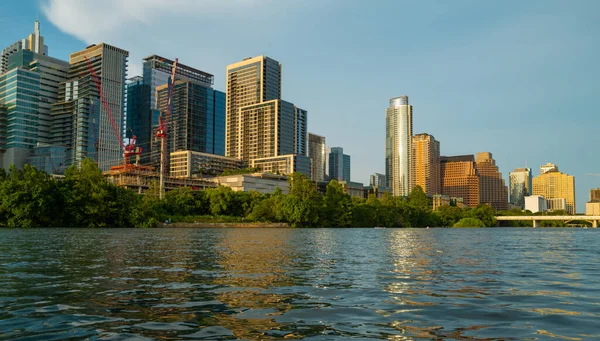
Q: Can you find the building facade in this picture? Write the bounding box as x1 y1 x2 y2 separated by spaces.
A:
51 43 129 170
525 195 547 213
440 155 480 208
386 95 413 196
547 198 567 212
432 194 465 210
532 166 576 214
509 167 532 208
540 162 558 175
170 150 245 178
1 19 48 74
294 106 307 156
329 146 350 182
412 133 440 196
370 173 387 188
308 133 326 182
475 152 508 211
217 173 289 194
590 188 600 201
250 154 311 178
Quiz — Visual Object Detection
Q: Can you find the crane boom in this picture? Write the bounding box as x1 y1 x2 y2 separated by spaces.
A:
586 174 600 176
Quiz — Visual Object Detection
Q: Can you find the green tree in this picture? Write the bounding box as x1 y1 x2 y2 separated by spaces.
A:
322 180 353 227
408 185 429 209
453 217 485 227
437 205 464 227
282 173 322 227
464 204 496 227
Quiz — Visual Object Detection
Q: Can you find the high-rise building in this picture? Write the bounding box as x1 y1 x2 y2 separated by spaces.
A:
1 19 48 74
532 165 576 214
590 188 600 201
308 133 326 182
370 173 387 188
441 155 480 208
294 106 307 156
509 167 532 208
540 162 558 175
51 43 129 170
225 55 281 159
386 95 413 196
329 147 350 182
412 133 440 196
475 152 508 211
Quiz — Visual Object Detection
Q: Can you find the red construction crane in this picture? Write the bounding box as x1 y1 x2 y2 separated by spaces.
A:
155 58 178 199
83 55 142 167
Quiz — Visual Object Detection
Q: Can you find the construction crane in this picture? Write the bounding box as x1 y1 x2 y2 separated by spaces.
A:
83 55 142 168
155 58 178 199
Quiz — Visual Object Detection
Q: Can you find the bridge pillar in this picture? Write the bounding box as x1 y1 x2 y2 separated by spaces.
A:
533 219 540 228
593 220 598 228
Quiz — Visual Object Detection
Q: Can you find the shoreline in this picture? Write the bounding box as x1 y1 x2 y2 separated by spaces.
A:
160 222 290 228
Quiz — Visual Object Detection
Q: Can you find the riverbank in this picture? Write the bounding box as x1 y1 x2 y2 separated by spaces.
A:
159 222 290 228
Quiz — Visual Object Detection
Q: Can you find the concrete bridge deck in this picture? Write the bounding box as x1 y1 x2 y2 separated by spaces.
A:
495 216 600 227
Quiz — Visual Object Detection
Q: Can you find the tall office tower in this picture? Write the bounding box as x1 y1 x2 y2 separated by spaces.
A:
155 79 224 155
386 95 413 196
0 48 69 170
308 133 326 182
370 173 387 188
540 162 558 175
1 19 48 74
225 55 282 159
51 43 128 170
294 106 307 156
591 189 600 201
509 167 532 208
441 155 480 207
329 147 350 182
532 165 576 214
412 133 440 196
475 152 508 210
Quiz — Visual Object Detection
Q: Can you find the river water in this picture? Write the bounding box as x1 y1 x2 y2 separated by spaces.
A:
0 228 599 340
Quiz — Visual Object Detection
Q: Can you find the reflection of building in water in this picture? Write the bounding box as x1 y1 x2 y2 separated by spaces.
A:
206 229 298 340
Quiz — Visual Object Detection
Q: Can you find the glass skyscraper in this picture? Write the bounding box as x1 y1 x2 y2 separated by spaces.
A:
509 167 532 208
308 133 326 182
386 95 413 196
328 146 350 182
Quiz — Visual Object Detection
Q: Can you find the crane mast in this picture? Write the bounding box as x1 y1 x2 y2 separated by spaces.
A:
156 58 178 199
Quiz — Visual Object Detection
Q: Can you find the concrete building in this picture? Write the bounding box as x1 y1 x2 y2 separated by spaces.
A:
329 147 350 182
412 133 440 196
586 201 600 216
509 167 532 208
385 95 413 196
250 154 311 178
432 194 465 210
370 173 387 189
1 19 48 74
51 43 129 171
475 152 508 211
127 55 222 166
169 150 245 178
532 165 576 214
216 173 289 194
590 188 600 201
540 162 558 175
294 106 307 156
547 198 567 212
440 155 480 208
525 195 547 213
308 133 326 182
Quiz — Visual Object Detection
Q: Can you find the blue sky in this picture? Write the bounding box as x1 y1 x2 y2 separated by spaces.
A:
1 0 599 212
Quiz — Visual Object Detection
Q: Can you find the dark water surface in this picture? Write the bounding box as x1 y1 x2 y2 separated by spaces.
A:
1 228 599 340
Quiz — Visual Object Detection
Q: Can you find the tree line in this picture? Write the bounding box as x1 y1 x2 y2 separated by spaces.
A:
0 158 505 228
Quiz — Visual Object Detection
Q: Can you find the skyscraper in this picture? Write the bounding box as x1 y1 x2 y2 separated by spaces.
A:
329 147 350 182
294 106 307 156
51 43 129 170
1 19 48 74
308 133 326 182
591 189 600 201
441 155 480 208
475 152 508 211
386 95 413 196
412 133 440 196
370 173 387 188
532 165 576 214
225 55 281 160
509 167 532 208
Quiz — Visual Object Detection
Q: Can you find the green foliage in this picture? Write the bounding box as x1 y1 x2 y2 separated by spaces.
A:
220 167 260 176
464 204 497 227
453 217 485 228
322 180 352 227
282 173 323 227
408 185 429 209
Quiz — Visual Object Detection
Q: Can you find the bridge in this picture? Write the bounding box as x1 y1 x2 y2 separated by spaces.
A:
495 216 600 228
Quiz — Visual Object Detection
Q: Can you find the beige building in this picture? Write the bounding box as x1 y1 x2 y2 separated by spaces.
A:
586 201 600 216
216 173 289 194
540 162 559 175
170 151 245 178
440 155 480 208
532 166 576 214
591 188 600 201
250 154 311 177
475 152 508 211
547 198 567 212
432 195 464 210
412 133 440 196
385 96 413 196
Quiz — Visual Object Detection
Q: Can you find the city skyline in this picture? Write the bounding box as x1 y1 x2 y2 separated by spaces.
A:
0 0 598 211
